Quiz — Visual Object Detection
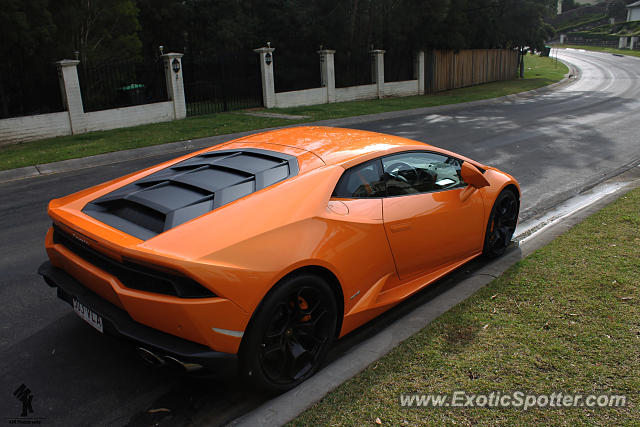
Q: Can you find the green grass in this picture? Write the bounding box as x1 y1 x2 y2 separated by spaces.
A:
0 55 567 171
271 56 565 120
571 21 640 37
557 44 640 58
555 14 607 33
292 188 640 426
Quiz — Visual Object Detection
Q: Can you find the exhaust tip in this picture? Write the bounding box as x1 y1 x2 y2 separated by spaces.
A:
137 347 165 367
164 355 203 372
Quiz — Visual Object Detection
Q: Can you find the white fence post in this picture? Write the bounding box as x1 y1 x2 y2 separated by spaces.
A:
415 50 425 95
162 53 187 119
618 36 628 49
370 49 385 99
254 46 276 108
56 59 87 134
318 49 336 103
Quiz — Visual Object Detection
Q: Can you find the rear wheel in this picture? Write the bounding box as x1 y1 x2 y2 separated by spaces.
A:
483 189 519 258
239 274 337 393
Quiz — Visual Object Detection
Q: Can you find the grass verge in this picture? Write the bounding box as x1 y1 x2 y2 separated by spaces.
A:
292 188 640 425
0 55 566 171
557 44 640 58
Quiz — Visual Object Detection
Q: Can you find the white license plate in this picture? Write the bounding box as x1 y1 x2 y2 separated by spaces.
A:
73 298 104 333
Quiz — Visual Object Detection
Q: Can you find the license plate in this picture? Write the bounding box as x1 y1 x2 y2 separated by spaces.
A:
73 298 104 333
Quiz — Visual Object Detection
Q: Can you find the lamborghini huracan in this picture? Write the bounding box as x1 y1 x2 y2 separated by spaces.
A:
38 126 520 392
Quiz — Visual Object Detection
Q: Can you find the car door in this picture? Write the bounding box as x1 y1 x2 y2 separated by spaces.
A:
381 151 485 280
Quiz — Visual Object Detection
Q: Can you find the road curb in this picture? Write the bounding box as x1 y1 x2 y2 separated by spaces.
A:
222 173 640 427
0 59 576 185
0 166 41 182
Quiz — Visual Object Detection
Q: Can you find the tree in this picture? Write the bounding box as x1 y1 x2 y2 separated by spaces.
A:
1 0 557 117
491 0 555 76
0 0 55 116
137 0 189 62
51 0 142 64
608 0 629 19
562 0 579 12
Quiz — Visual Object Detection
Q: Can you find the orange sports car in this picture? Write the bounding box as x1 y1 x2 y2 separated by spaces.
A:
39 126 520 392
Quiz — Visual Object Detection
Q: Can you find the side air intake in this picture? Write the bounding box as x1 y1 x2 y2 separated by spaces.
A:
82 148 298 240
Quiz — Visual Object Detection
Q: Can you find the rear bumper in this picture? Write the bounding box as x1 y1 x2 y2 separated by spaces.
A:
38 261 238 372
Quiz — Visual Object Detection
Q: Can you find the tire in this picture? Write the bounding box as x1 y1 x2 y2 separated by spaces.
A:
482 189 519 258
239 273 338 393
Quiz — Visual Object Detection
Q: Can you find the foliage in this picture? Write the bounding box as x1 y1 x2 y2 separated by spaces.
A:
0 0 558 118
569 20 640 37
562 0 580 12
607 0 629 19
548 4 606 28
2 0 560 62
51 0 141 63
498 0 556 51
0 0 56 116
554 14 607 32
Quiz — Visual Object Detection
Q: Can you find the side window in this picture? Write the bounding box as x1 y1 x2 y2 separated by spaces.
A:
332 159 386 198
382 152 464 196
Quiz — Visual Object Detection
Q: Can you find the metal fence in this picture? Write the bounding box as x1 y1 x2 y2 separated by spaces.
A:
274 51 321 93
78 59 167 112
182 52 262 116
0 63 64 119
335 50 372 88
384 50 415 82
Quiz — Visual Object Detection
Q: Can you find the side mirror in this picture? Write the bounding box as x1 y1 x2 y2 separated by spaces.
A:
461 162 490 188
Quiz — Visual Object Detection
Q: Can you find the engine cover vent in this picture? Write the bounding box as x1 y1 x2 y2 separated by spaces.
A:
82 148 298 240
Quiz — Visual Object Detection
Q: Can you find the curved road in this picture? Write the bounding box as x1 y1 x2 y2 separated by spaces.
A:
1 49 639 426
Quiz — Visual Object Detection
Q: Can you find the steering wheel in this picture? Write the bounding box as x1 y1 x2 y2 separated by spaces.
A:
385 162 418 185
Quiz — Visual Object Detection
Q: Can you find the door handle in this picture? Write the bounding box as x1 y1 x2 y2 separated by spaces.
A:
390 223 411 233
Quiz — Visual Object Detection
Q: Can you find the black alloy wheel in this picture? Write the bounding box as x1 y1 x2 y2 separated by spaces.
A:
240 274 337 393
483 189 519 258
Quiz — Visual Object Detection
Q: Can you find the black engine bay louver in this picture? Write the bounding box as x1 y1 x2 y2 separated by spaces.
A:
82 148 298 240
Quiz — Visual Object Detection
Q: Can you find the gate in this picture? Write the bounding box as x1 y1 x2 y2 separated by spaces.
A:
79 58 167 112
182 52 263 116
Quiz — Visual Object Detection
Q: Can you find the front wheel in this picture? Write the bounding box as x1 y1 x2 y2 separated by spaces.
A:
239 274 337 393
482 189 519 258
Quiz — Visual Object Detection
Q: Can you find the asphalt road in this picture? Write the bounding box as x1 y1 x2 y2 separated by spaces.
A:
1 49 639 426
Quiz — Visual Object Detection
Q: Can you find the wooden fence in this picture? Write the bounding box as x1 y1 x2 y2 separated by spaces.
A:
425 49 518 93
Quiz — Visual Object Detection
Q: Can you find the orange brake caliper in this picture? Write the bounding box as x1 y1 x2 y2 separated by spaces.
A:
298 296 311 322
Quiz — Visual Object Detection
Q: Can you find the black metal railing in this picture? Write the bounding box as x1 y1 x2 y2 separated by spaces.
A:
274 51 321 93
335 50 372 88
182 52 262 116
78 59 167 112
385 50 416 82
0 63 64 119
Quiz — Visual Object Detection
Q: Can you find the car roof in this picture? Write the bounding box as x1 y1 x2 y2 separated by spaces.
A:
239 126 435 166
